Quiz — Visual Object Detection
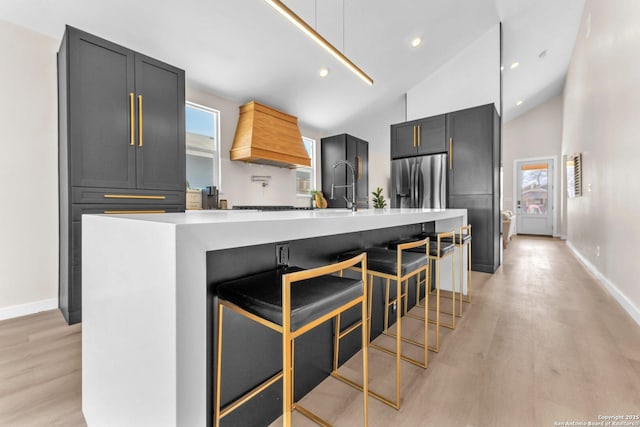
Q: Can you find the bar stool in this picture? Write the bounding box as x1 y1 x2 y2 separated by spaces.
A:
388 231 455 352
333 238 429 410
424 225 472 316
214 253 368 427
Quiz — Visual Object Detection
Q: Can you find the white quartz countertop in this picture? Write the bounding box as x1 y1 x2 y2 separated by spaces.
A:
85 208 468 251
89 207 466 225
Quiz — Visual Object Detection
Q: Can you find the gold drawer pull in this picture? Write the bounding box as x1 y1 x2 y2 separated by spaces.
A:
103 194 167 200
103 210 166 214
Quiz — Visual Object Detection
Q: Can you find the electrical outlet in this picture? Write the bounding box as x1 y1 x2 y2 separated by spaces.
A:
275 243 289 268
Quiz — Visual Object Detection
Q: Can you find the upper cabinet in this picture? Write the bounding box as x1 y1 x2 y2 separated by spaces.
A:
321 134 369 209
446 105 495 196
390 114 446 159
66 27 185 191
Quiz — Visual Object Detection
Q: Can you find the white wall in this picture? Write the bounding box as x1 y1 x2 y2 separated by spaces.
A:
407 25 501 120
503 95 563 236
0 20 59 318
186 84 324 208
561 0 640 325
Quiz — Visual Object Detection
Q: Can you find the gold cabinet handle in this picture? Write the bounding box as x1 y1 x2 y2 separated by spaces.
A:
417 125 421 147
413 125 416 148
129 93 135 146
449 137 453 169
103 194 167 200
103 210 166 214
138 95 143 147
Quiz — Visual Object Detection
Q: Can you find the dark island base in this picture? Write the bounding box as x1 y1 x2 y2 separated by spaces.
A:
205 222 435 426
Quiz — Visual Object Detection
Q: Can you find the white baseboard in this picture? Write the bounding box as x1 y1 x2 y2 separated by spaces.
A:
566 240 640 327
0 298 58 321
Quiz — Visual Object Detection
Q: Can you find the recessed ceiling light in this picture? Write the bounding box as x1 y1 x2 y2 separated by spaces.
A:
510 61 519 69
319 68 329 78
516 100 523 106
411 37 422 48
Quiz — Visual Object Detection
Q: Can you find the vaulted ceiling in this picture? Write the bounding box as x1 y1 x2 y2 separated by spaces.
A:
0 0 584 128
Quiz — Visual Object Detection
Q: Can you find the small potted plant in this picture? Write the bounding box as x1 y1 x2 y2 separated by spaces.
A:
371 187 387 209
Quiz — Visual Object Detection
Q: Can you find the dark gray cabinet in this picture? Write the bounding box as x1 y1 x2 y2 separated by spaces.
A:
389 104 500 273
447 104 500 273
58 26 186 324
447 106 494 195
321 134 368 209
391 114 446 159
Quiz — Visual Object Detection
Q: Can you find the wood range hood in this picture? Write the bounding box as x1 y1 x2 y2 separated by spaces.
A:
230 101 311 168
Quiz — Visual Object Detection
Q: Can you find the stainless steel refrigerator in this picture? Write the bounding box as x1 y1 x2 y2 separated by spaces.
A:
391 154 447 208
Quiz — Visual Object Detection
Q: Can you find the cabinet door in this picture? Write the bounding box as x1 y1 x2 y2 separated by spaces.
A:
321 135 346 208
447 106 494 196
391 121 418 159
416 114 446 155
135 54 185 191
449 195 495 273
355 138 368 208
69 29 136 189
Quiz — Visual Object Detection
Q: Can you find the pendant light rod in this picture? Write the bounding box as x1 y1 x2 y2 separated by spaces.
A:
263 0 374 85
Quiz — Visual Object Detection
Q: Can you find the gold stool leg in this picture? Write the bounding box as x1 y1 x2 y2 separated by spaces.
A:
459 243 464 316
427 258 441 353
451 250 456 328
383 278 391 332
282 314 292 426
214 304 224 427
415 270 421 307
367 275 373 342
466 241 472 303
334 314 341 372
361 286 369 427
424 265 429 366
394 274 402 407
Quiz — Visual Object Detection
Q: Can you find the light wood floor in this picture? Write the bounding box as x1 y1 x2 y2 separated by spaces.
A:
2 236 640 426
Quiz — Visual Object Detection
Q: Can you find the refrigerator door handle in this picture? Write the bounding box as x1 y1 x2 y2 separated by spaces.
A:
411 161 420 208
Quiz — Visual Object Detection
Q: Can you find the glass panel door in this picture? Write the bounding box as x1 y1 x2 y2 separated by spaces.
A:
516 159 554 235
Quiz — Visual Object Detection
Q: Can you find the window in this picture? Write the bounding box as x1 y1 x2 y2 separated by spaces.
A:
296 137 316 196
185 102 220 189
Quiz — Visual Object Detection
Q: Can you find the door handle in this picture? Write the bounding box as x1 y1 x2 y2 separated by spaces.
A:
138 95 143 147
417 125 421 147
129 93 135 146
449 137 453 169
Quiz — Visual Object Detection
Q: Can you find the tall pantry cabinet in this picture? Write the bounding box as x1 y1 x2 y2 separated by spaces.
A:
58 26 186 324
446 104 500 273
321 134 369 209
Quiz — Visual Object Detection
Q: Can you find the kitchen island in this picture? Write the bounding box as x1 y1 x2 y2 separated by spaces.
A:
82 208 467 427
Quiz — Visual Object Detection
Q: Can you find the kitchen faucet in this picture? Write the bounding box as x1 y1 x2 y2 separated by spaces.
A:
330 160 358 212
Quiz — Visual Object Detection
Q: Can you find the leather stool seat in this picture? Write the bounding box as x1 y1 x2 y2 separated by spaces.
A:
387 239 455 257
217 266 363 332
338 247 428 277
